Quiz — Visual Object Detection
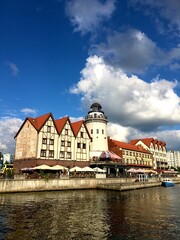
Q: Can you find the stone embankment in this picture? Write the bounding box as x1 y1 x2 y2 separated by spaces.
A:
0 177 180 193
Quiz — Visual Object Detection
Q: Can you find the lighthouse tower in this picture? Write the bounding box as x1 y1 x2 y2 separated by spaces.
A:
85 103 108 159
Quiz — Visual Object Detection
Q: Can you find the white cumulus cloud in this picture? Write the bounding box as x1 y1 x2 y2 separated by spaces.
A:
65 0 115 34
21 108 38 116
92 29 180 73
0 117 23 154
70 55 180 149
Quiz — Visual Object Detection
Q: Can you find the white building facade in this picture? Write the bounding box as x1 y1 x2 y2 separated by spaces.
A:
167 151 180 169
85 103 108 159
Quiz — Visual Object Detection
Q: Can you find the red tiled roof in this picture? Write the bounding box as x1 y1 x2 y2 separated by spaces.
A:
28 113 52 131
14 113 54 138
71 120 91 139
130 138 166 149
71 120 84 136
110 139 151 154
55 116 69 134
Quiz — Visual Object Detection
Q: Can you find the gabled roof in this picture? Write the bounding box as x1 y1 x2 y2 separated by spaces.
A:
71 120 91 139
110 139 151 154
130 138 166 149
130 138 154 148
14 112 54 138
28 113 53 131
55 116 70 134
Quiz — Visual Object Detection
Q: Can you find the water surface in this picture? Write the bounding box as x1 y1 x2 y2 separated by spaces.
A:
0 185 180 240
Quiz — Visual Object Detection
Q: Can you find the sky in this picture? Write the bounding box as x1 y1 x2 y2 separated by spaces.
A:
1 0 180 154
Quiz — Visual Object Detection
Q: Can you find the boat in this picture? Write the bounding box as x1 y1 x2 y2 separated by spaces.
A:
161 178 175 187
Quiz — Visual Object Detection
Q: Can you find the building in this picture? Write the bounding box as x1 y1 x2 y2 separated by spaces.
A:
14 103 168 174
85 103 108 159
108 138 153 169
167 151 180 169
14 113 91 172
130 138 167 170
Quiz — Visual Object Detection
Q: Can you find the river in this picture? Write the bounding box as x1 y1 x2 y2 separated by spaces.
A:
0 185 180 240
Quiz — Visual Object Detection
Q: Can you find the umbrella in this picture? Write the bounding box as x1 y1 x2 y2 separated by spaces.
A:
33 164 52 170
127 168 137 173
81 166 95 172
69 166 82 172
51 165 68 170
99 151 122 162
136 168 145 173
21 167 34 172
93 167 106 173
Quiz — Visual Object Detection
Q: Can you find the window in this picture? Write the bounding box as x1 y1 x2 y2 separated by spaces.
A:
60 151 65 158
102 129 104 134
42 138 47 144
91 129 93 134
49 150 54 158
50 139 54 145
96 129 99 134
65 129 68 135
80 132 83 138
40 150 46 157
61 141 65 146
83 143 86 149
67 141 71 147
47 126 51 132
77 143 81 148
67 152 71 159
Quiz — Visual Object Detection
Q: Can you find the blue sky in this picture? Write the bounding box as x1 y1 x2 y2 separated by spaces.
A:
1 0 180 154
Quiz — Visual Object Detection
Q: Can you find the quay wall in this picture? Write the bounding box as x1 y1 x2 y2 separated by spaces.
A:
0 178 180 193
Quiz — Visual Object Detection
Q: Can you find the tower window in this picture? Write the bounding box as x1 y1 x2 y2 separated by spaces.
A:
96 129 99 134
91 129 93 134
102 129 104 134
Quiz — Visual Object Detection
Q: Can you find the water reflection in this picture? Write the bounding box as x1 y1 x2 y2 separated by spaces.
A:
0 185 180 240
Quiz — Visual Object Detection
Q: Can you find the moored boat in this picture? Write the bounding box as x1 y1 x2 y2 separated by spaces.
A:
161 178 175 187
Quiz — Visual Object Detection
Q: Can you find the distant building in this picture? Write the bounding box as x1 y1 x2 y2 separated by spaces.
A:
167 151 180 169
3 153 14 164
108 138 153 169
130 138 167 170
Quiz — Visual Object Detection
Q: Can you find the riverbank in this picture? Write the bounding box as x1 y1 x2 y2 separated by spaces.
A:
0 177 180 193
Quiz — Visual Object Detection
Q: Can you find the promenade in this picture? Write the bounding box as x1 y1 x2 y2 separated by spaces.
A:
0 177 180 194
